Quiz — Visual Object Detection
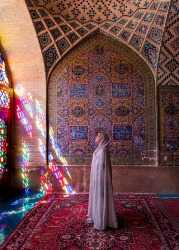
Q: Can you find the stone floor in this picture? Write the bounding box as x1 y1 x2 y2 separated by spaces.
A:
0 191 44 245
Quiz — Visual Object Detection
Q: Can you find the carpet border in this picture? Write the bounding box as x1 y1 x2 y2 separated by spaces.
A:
1 193 178 250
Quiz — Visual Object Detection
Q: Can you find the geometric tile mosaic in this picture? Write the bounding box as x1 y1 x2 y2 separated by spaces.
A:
110 26 121 34
48 34 156 165
102 22 113 29
119 30 132 41
67 32 79 44
76 28 88 36
154 14 166 27
113 125 133 140
33 0 154 23
173 25 179 35
50 28 62 40
165 59 178 72
148 27 163 44
34 21 46 33
60 25 72 33
44 18 55 28
143 13 154 22
29 10 40 19
159 2 170 11
54 17 63 24
25 0 33 7
150 2 159 10
42 45 59 73
38 32 52 49
56 38 70 55
69 126 88 141
157 0 179 85
118 18 128 25
25 0 170 77
85 24 96 30
128 9 134 16
170 37 179 51
134 11 145 19
127 21 138 29
70 22 80 28
112 83 131 98
130 35 144 51
39 9 48 17
137 23 149 34
22 1 179 169
158 86 179 165
142 40 159 68
69 84 88 98
165 79 177 85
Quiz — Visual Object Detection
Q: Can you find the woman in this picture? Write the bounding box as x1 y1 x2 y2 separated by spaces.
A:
87 131 118 230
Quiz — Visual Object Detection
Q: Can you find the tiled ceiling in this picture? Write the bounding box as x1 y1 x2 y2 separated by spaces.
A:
32 0 154 24
25 0 171 78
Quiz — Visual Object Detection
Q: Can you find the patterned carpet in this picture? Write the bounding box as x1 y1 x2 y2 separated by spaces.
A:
163 198 179 220
0 193 178 250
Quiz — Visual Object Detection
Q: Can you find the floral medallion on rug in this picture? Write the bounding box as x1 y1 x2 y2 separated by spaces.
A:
0 193 178 250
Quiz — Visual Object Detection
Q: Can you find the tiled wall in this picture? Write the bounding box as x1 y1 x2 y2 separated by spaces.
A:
49 34 156 166
0 0 178 193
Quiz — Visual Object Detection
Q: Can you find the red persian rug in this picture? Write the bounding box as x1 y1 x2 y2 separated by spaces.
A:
0 193 179 250
158 198 179 220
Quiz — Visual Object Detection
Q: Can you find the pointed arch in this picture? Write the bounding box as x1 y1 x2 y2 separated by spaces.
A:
48 33 156 166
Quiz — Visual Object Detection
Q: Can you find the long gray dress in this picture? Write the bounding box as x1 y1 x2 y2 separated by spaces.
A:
87 133 118 230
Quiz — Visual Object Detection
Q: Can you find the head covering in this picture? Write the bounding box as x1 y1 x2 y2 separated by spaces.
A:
94 131 109 155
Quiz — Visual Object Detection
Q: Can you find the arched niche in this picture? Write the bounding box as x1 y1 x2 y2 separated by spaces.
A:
48 33 156 166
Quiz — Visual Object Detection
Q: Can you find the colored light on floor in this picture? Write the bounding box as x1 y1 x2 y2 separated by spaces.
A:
0 192 44 245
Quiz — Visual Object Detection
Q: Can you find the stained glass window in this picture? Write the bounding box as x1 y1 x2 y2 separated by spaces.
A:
0 89 10 109
0 117 8 174
0 52 9 87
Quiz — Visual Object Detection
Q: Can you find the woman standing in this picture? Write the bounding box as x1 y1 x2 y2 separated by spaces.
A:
87 131 118 230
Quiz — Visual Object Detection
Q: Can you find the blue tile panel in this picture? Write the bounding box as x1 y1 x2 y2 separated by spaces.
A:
70 126 88 141
112 83 131 98
113 125 133 140
69 84 88 98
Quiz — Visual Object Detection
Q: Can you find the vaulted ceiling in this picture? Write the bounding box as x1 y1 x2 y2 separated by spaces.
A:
25 0 172 78
31 0 155 23
0 0 178 85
